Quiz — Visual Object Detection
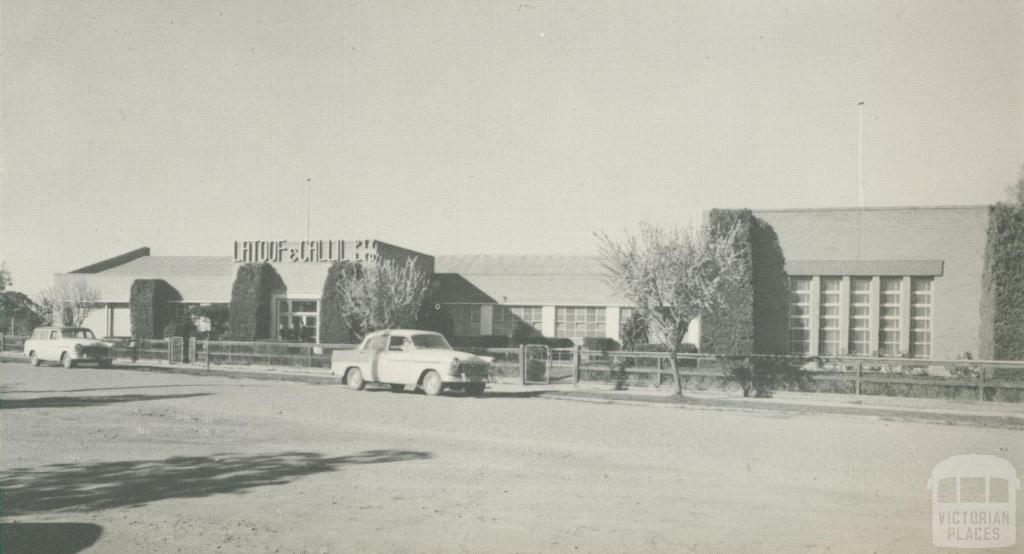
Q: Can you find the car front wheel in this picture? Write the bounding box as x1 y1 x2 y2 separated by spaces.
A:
421 370 443 396
29 352 41 367
61 353 74 369
346 367 365 391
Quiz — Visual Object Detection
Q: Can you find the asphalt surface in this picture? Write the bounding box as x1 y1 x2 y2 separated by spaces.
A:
1 361 1021 553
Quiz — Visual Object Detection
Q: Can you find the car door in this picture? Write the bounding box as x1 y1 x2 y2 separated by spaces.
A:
363 333 388 383
44 330 60 361
379 335 417 384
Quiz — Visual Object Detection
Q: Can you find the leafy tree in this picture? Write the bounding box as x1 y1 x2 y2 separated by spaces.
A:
598 222 746 395
36 280 101 326
3 290 44 335
329 257 430 339
0 263 11 292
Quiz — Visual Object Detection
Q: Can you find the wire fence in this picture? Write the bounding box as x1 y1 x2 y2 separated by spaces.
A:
4 333 1024 402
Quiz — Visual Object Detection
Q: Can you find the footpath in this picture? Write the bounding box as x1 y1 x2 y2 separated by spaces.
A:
3 352 1023 430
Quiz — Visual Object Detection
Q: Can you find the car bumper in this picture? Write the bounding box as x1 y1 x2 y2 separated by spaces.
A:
72 351 112 360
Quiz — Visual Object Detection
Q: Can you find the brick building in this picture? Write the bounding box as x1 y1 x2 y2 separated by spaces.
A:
54 205 1019 359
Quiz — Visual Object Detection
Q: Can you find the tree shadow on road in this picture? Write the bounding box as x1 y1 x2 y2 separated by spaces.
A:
0 393 213 410
1 522 103 554
1 450 431 516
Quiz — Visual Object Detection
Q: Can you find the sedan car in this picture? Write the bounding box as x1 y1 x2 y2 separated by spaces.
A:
24 326 114 368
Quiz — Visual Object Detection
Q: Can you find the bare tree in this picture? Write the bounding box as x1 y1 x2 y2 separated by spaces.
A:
598 222 746 395
1007 163 1024 205
334 257 430 338
36 280 101 326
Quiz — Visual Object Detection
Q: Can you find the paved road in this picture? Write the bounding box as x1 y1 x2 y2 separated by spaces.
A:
2 361 1021 553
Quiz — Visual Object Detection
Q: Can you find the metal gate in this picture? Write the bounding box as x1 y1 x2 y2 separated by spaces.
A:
169 336 184 364
523 344 549 383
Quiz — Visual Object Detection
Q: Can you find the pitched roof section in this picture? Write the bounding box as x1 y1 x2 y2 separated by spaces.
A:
101 256 236 277
432 255 627 306
69 247 151 273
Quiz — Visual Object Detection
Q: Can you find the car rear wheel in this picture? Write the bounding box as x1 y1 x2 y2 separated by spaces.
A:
61 353 74 369
421 370 443 396
29 352 41 367
345 367 365 391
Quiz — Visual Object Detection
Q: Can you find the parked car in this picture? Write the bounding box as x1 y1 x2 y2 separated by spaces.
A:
24 326 114 368
331 329 493 396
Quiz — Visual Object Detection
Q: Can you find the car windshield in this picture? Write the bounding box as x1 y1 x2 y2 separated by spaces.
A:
64 329 95 339
410 334 451 350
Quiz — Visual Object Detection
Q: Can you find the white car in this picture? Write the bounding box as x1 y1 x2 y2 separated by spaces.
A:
24 326 114 368
331 329 492 396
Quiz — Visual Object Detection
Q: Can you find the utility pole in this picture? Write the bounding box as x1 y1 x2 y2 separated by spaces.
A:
858 101 865 208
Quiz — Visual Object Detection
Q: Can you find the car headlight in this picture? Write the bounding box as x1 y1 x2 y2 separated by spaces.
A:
448 358 460 375
74 344 83 355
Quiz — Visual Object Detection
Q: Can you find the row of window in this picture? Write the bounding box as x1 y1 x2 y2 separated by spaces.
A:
789 276 932 357
450 304 613 339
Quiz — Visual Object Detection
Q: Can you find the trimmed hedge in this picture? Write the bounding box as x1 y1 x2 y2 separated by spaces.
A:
702 209 754 355
980 203 1024 360
130 279 181 339
319 261 361 344
228 264 284 341
702 209 788 356
583 337 621 352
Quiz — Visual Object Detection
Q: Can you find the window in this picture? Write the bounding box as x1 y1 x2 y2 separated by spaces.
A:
555 307 605 339
910 278 932 358
848 277 871 355
449 304 481 337
878 277 901 356
388 336 407 351
276 298 319 343
819 277 841 355
788 277 812 354
492 305 542 336
410 334 451 350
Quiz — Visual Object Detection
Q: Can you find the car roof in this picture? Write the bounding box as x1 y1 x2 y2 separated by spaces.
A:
364 329 441 338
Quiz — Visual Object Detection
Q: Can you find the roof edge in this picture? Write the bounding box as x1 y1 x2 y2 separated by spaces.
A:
69 247 151 274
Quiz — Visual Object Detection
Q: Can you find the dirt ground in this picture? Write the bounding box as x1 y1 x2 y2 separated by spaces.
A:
1 361 1021 553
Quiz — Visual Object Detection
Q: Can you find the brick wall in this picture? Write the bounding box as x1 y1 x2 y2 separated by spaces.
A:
752 206 990 360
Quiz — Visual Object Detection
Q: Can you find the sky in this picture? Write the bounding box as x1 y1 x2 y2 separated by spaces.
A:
2 0 1023 296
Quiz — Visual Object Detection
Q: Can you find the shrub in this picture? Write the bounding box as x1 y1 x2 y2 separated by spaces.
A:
724 355 805 398
511 322 541 346
980 203 1024 360
319 261 360 344
582 337 621 352
227 264 284 341
633 342 698 354
130 279 181 339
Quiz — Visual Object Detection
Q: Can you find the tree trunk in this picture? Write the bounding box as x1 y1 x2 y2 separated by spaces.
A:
669 347 682 395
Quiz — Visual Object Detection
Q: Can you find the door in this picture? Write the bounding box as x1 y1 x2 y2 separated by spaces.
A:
44 330 61 361
362 334 388 382
379 335 416 384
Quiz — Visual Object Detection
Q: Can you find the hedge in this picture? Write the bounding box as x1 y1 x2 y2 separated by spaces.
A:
319 261 361 344
701 209 788 356
227 264 284 341
130 279 181 339
980 203 1024 360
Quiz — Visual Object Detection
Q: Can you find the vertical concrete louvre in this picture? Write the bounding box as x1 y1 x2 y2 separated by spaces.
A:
869 276 881 355
809 276 821 356
840 276 851 355
900 276 912 356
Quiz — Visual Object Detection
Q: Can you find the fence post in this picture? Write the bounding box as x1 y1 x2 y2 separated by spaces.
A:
978 366 986 402
573 345 581 385
519 344 526 385
167 339 173 364
0 333 5 352
206 336 211 370
855 362 862 396
308 345 314 368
